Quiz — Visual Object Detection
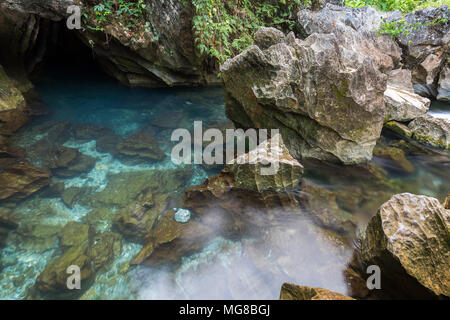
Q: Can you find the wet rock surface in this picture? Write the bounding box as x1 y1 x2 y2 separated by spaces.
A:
33 221 122 299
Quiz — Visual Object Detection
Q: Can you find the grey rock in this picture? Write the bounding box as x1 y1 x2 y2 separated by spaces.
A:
397 6 450 98
408 114 450 149
361 193 450 298
384 69 430 122
221 5 399 164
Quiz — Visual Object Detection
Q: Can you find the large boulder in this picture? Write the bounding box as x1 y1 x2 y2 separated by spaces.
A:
361 193 450 298
396 6 450 98
221 5 401 164
384 69 430 122
34 220 122 298
408 114 450 149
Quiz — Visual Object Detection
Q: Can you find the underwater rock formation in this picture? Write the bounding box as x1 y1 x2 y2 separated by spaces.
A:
361 193 450 299
279 283 354 300
34 221 122 299
115 131 165 164
0 161 51 203
221 5 401 164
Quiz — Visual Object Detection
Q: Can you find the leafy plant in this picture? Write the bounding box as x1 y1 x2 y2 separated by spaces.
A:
345 0 448 13
377 16 448 38
83 0 148 33
191 0 303 65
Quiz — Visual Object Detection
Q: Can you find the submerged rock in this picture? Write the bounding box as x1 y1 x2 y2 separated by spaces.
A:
361 193 450 298
0 161 51 202
43 146 96 178
34 221 122 299
131 208 213 266
408 114 450 149
373 146 415 173
279 283 354 300
0 0 218 88
113 192 170 243
115 131 165 164
221 5 399 164
0 208 18 247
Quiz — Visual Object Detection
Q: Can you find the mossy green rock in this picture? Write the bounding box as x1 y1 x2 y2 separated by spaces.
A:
408 114 450 149
385 121 413 138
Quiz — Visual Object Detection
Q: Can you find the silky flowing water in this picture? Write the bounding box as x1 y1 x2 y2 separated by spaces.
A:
0 64 449 300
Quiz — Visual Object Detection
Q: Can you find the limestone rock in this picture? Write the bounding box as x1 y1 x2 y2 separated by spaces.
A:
279 283 354 300
221 5 399 164
227 134 304 192
396 6 450 98
437 62 450 102
58 221 94 249
131 208 213 266
0 208 18 247
361 193 450 298
115 131 165 164
373 147 415 173
0 0 218 88
384 69 430 122
408 114 450 149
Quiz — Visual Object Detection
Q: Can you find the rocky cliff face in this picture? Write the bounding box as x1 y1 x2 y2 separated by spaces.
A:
0 0 218 88
221 5 401 164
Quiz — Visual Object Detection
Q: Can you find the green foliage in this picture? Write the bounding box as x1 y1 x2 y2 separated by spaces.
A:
345 0 449 13
83 0 148 32
191 0 303 65
377 16 448 38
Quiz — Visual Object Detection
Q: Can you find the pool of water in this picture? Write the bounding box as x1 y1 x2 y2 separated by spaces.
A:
0 64 449 300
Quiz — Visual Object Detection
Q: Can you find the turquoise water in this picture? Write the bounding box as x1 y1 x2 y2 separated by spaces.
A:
0 64 449 299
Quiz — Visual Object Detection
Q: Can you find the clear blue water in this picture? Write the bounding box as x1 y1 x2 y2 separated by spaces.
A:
0 64 449 300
